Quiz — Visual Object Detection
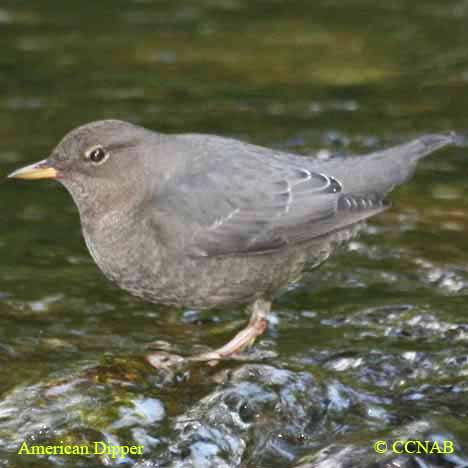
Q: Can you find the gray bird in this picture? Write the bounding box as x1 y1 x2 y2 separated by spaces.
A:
8 120 461 366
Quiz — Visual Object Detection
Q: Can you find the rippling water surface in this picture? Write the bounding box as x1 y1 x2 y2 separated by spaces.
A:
1 1 468 467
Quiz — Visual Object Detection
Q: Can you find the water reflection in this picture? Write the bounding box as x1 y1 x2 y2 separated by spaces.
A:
1 0 468 466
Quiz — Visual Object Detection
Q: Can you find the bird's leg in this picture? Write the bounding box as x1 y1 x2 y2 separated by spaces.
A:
188 298 271 363
146 299 271 368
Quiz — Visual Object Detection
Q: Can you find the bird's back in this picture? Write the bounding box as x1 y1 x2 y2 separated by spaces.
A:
149 132 458 259
80 130 461 309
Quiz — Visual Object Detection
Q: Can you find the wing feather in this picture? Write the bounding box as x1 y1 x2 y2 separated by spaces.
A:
151 136 388 258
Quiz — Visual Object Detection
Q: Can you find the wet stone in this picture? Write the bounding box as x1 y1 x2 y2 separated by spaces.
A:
138 365 326 467
292 421 468 468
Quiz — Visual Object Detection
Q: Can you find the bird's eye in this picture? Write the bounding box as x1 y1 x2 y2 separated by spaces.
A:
85 146 108 164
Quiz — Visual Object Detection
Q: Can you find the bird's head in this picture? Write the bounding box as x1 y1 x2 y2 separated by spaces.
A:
8 120 162 219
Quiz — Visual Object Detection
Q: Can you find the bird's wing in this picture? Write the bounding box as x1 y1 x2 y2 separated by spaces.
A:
150 132 459 257
154 153 387 257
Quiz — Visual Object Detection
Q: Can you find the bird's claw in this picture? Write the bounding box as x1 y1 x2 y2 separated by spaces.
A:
146 351 186 369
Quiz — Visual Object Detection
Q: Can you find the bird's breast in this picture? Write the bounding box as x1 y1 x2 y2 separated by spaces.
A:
81 211 165 291
79 211 343 309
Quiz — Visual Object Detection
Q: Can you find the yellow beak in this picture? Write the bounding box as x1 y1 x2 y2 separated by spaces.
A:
7 159 58 180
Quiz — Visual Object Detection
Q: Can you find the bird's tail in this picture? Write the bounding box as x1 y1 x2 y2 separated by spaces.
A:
382 131 463 164
322 131 465 196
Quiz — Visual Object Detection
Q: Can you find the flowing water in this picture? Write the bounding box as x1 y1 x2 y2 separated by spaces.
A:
1 1 468 467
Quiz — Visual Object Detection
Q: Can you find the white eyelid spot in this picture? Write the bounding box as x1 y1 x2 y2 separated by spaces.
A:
85 145 102 159
84 145 109 165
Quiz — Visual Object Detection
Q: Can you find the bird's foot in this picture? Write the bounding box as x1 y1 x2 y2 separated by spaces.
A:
145 351 186 369
146 346 275 369
146 299 272 369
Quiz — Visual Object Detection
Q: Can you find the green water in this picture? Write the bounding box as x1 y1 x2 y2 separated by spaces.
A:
1 1 467 467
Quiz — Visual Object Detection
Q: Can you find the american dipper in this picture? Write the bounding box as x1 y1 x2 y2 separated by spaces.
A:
8 121 461 366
